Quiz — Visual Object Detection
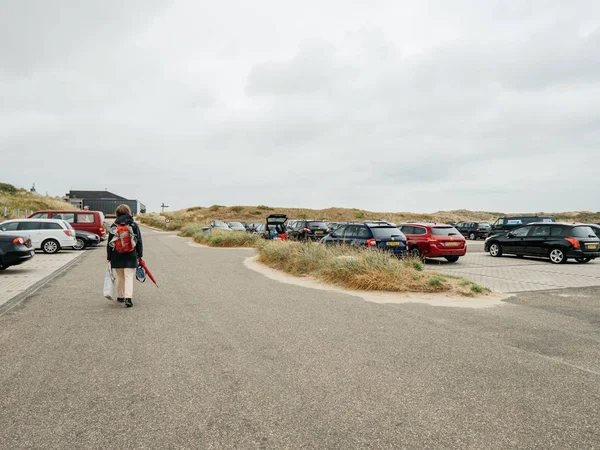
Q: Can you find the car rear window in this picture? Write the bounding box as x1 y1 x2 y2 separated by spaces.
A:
307 221 328 228
430 227 461 236
570 226 596 238
370 227 405 239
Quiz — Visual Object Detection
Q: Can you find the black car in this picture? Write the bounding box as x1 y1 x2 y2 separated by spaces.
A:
288 220 330 241
589 224 600 238
202 220 232 234
73 230 101 250
489 215 555 237
0 234 35 270
455 222 491 240
321 222 407 257
484 223 600 264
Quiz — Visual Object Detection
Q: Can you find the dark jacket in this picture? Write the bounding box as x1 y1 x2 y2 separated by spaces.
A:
107 215 143 269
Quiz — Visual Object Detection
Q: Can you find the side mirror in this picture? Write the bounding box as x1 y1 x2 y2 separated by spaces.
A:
507 232 514 238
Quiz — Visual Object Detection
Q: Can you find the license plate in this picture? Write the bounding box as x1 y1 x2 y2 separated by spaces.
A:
315 230 324 234
386 241 400 246
587 244 598 249
445 242 459 247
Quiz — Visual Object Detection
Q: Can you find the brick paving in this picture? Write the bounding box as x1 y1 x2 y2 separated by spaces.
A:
0 250 85 311
427 252 600 293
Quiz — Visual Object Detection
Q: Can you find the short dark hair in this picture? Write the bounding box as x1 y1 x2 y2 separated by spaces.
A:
116 204 133 216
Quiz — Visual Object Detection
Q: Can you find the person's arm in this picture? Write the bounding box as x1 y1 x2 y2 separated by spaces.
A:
106 229 113 261
134 223 143 259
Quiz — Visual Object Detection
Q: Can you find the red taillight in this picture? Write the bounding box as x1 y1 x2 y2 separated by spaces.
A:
303 228 310 233
565 237 580 249
366 239 377 247
12 237 25 245
63 230 75 237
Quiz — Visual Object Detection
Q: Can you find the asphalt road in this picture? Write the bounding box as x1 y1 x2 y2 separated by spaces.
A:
1 229 599 449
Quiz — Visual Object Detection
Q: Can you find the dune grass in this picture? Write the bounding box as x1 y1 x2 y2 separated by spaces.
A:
256 240 490 296
180 226 260 248
138 205 600 230
0 183 75 219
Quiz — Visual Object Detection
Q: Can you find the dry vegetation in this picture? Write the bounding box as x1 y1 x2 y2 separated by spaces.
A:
180 225 260 247
138 204 600 231
257 240 489 297
0 183 75 219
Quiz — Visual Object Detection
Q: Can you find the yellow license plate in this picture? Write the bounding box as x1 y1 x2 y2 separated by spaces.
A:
316 230 324 234
588 244 598 249
386 241 400 246
445 242 459 247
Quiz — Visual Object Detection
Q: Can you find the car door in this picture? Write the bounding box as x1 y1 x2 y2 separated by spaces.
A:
524 225 551 256
503 226 531 255
17 221 44 248
325 225 347 245
411 226 428 253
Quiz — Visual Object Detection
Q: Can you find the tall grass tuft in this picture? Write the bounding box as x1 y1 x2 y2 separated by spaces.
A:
257 241 487 296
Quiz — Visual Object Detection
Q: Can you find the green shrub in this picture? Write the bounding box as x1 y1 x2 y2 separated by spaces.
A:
0 183 17 194
209 204 223 212
231 206 244 213
195 230 260 247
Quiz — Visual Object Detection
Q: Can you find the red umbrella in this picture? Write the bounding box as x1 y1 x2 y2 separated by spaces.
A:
138 258 159 288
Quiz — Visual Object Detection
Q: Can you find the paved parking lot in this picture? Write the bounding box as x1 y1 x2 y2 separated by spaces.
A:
0 250 87 314
428 242 600 292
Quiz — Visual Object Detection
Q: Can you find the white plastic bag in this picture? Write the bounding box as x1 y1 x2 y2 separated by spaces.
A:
103 263 117 301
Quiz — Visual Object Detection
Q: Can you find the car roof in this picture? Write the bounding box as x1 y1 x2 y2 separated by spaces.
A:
399 222 452 227
2 218 66 223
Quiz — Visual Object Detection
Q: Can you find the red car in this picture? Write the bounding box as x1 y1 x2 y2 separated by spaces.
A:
28 210 107 241
398 223 466 263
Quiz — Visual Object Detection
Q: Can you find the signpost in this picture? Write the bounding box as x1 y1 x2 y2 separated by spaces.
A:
165 218 171 228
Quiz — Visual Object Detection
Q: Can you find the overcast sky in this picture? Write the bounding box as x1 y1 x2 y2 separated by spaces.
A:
2 1 599 213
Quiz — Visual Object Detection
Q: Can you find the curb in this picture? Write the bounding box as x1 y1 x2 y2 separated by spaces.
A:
0 251 88 316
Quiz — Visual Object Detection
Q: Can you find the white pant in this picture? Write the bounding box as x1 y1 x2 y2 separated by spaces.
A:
115 268 135 299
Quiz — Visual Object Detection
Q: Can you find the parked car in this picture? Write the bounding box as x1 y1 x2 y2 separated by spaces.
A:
589 224 600 238
263 214 289 240
0 219 77 254
321 222 407 257
253 224 267 235
398 223 466 263
227 222 246 231
28 210 107 241
286 220 298 232
73 230 101 250
455 222 492 240
488 215 555 237
288 220 330 240
485 223 600 264
245 222 261 233
0 234 35 270
202 220 232 234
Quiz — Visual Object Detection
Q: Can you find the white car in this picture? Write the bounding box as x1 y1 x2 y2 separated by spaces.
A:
0 219 77 254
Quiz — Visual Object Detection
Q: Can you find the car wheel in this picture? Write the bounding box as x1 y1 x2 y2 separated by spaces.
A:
489 242 502 257
549 248 567 264
42 239 60 254
410 247 423 259
575 257 592 264
469 232 476 240
73 237 86 251
445 256 460 263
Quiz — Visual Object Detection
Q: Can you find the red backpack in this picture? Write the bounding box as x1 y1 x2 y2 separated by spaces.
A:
114 223 136 254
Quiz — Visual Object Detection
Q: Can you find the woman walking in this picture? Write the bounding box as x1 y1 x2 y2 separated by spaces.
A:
107 204 143 308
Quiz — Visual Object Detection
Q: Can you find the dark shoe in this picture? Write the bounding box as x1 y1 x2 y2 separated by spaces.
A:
117 297 125 303
125 298 133 308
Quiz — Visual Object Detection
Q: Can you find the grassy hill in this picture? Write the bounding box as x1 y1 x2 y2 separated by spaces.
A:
0 182 75 219
138 204 600 231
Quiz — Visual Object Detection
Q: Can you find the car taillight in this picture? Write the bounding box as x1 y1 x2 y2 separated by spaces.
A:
303 228 310 233
366 239 377 247
564 237 580 249
63 230 75 237
12 237 25 245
